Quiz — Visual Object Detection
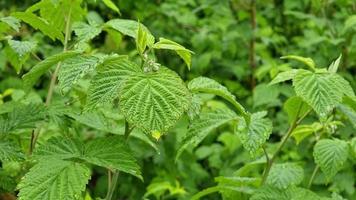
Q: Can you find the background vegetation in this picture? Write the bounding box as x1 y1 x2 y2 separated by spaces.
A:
0 0 355 199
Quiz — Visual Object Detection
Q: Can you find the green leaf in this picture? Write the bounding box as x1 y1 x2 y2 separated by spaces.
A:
266 163 304 189
0 140 24 162
342 15 356 33
313 139 349 180
105 19 154 44
58 55 100 93
0 16 21 32
338 104 356 129
188 77 247 116
291 123 322 144
0 103 46 134
8 39 37 57
251 186 330 200
328 54 342 73
72 22 102 42
281 55 315 70
17 159 91 200
102 0 121 14
34 136 142 179
34 137 82 160
293 70 353 118
83 136 142 179
153 37 192 69
237 111 272 155
85 56 141 110
283 96 310 124
136 22 148 55
12 12 64 41
176 108 237 160
23 51 80 89
269 69 299 85
119 67 191 134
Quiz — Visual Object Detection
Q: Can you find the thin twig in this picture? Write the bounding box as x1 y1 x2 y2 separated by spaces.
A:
308 165 319 188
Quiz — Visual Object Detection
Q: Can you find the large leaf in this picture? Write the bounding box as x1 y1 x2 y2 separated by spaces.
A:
83 136 142 179
34 136 142 179
85 56 141 110
188 77 247 116
153 38 193 69
313 139 349 180
23 51 80 88
0 140 24 162
119 67 191 134
176 108 237 160
293 70 354 118
12 12 63 41
237 111 272 155
266 163 304 189
17 160 91 200
58 55 100 93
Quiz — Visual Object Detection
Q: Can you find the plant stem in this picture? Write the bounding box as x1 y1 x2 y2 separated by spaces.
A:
105 170 120 200
105 120 133 200
308 165 319 188
29 6 72 154
249 0 256 88
261 106 311 184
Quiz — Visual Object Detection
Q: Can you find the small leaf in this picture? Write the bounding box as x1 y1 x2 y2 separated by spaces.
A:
136 22 148 55
313 139 349 180
72 22 102 42
237 111 272 155
23 51 80 89
153 38 193 69
7 39 37 57
0 16 21 32
58 55 100 93
105 19 154 45
269 69 299 85
102 0 121 15
119 67 191 134
266 163 304 189
283 96 310 124
17 160 91 200
188 77 247 116
281 55 315 70
291 123 322 144
176 108 237 160
328 54 342 73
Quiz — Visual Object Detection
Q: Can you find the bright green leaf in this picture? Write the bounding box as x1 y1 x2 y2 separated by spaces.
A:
313 139 349 180
281 55 315 70
269 69 299 85
17 160 91 200
102 0 121 14
119 67 191 134
266 163 304 189
153 38 193 69
237 111 272 155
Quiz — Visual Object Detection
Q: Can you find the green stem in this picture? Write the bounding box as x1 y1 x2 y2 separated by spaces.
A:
105 170 120 200
105 120 133 200
261 106 311 184
308 165 319 188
